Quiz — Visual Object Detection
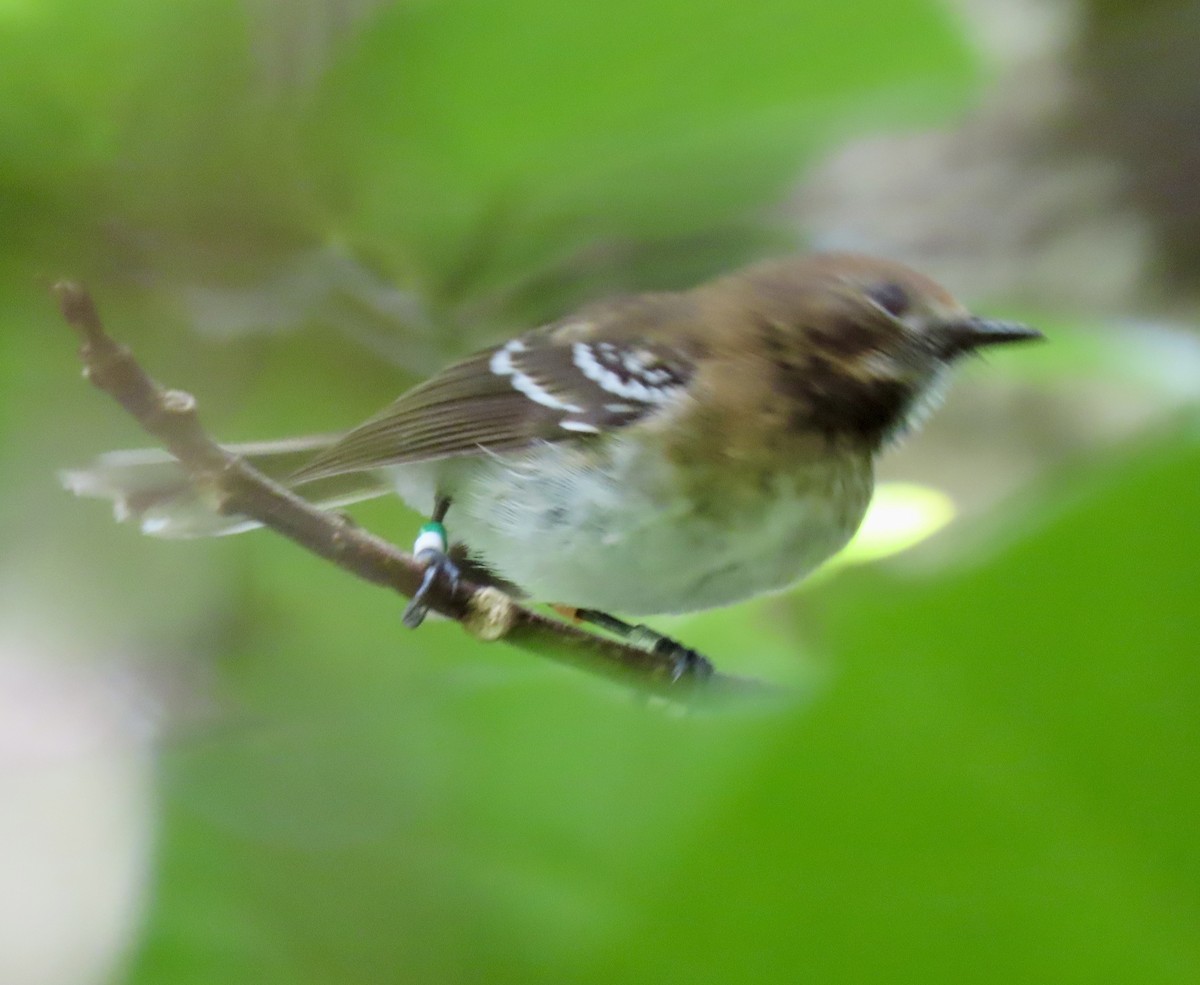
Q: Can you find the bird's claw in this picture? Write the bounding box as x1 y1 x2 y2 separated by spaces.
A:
627 624 713 681
402 548 461 629
651 637 714 682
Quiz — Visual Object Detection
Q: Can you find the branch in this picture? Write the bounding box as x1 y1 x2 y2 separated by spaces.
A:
55 282 768 700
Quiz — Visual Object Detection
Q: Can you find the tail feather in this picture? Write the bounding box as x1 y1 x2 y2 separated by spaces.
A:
60 435 390 538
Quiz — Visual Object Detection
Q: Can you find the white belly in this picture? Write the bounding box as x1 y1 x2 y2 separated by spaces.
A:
392 438 873 616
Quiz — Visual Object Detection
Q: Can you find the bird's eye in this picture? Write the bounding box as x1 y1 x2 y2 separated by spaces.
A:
868 282 910 318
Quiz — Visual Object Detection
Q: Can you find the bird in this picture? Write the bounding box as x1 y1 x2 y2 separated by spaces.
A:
63 253 1042 670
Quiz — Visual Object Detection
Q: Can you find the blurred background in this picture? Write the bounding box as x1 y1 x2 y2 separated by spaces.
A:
2 0 1199 982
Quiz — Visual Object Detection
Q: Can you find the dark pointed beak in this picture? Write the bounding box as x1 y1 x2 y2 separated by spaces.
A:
934 316 1044 357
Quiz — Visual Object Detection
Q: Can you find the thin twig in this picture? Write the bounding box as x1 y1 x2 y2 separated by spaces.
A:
55 282 768 699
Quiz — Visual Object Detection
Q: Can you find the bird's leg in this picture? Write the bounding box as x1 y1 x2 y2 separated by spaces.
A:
561 607 714 681
402 495 461 629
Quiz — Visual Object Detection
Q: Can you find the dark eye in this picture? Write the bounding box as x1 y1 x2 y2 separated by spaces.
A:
868 282 910 318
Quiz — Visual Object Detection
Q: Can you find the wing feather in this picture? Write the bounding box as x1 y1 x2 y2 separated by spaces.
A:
292 321 696 483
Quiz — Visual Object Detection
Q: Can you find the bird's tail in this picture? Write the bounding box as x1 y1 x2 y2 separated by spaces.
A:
60 434 389 538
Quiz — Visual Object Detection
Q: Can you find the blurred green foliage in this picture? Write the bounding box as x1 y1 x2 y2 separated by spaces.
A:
120 435 1200 985
1 1 1198 984
1 0 973 312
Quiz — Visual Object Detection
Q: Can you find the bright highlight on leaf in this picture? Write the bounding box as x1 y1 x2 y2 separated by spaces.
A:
833 482 957 568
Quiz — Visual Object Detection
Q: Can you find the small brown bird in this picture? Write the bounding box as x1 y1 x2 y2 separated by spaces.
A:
65 253 1042 664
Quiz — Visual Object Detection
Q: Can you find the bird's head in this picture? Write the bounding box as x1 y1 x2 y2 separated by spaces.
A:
713 253 1043 446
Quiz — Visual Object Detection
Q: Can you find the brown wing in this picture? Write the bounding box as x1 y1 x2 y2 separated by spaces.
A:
290 320 695 484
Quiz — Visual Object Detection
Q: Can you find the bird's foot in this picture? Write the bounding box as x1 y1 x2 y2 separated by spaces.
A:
629 624 714 682
567 607 714 681
402 520 460 629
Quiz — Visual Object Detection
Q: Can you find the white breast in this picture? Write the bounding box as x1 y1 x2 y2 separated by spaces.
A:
397 437 873 616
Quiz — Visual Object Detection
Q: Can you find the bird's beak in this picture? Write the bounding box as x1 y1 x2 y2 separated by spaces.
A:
933 316 1044 357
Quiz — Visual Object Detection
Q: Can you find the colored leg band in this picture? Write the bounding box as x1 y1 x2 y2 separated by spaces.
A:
413 521 448 557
